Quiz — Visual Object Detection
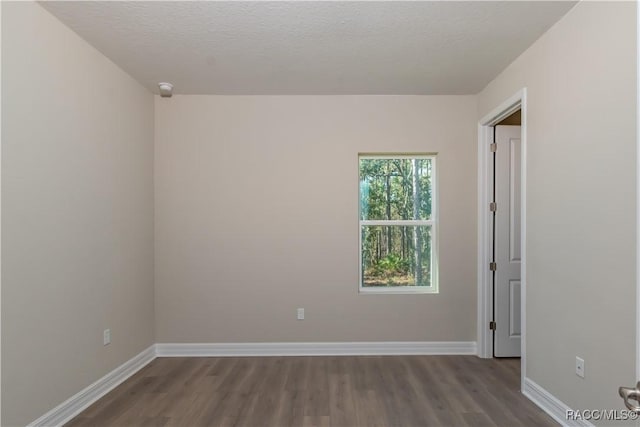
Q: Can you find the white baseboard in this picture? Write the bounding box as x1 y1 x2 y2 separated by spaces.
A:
28 345 156 427
155 341 477 357
27 341 475 425
523 377 594 427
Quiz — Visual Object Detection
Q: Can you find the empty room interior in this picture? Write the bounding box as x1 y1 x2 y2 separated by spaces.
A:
1 1 638 426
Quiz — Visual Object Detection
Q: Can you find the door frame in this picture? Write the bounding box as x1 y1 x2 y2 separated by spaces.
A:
477 88 527 388
636 0 639 385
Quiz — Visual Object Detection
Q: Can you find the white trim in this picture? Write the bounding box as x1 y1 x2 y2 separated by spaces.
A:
477 124 493 359
0 2 4 424
636 0 640 385
521 90 528 390
155 341 477 357
359 286 437 295
476 88 527 392
27 345 156 427
523 377 594 427
479 91 524 126
359 154 436 160
361 220 434 227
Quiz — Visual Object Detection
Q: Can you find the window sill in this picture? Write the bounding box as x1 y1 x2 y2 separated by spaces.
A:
359 286 439 295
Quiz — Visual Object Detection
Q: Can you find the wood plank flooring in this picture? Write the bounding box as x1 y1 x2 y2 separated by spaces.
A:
66 356 556 427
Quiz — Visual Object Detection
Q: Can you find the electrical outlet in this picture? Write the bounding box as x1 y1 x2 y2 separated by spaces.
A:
297 308 305 320
575 356 585 378
103 329 111 346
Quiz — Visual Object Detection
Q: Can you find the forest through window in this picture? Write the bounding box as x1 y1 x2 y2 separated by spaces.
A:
359 155 437 292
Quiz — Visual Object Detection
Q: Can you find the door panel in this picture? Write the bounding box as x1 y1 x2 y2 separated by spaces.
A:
510 139 522 263
509 280 521 337
494 125 522 357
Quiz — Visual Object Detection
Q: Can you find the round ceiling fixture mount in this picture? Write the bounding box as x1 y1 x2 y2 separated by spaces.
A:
158 82 174 98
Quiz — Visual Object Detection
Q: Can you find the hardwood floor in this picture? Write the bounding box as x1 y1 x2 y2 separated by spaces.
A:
66 356 556 427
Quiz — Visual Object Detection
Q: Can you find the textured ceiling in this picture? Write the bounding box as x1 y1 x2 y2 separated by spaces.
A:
41 1 576 95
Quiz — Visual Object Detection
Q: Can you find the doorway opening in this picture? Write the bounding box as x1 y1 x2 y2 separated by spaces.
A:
492 117 521 358
477 89 527 389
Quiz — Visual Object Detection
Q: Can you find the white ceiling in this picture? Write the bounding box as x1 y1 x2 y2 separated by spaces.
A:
41 1 576 95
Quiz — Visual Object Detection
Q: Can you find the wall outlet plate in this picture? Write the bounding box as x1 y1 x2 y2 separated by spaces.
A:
297 308 304 320
575 356 585 378
103 329 111 346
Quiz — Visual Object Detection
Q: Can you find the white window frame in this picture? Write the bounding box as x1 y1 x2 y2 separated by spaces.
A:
358 154 439 295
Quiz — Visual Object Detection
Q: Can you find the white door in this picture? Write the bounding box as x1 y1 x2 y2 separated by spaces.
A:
494 125 522 357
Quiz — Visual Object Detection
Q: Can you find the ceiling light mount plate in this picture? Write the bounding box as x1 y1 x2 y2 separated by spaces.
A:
158 82 173 98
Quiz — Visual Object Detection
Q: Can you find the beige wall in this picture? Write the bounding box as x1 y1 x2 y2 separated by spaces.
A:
2 3 155 426
479 1 636 416
155 95 477 343
5 0 634 424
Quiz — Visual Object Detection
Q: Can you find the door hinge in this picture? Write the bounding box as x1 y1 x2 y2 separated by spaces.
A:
489 262 497 271
490 143 497 153
489 202 497 212
490 321 497 331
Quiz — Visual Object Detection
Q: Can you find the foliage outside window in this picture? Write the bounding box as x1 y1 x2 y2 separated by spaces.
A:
359 155 437 293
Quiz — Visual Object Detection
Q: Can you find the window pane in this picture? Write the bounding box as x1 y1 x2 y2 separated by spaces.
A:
361 225 432 287
359 158 433 221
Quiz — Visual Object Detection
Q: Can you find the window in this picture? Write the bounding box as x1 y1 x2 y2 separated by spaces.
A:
359 155 437 293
